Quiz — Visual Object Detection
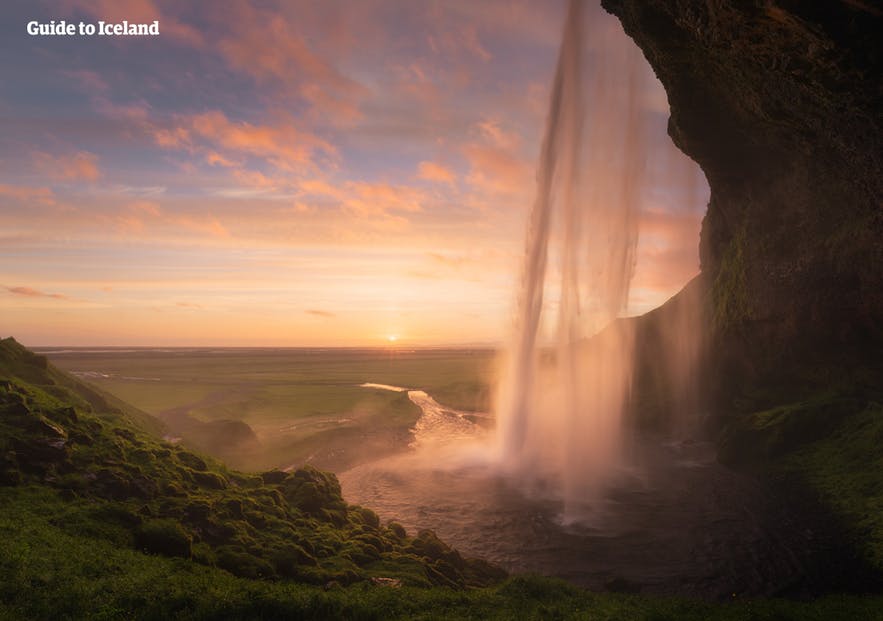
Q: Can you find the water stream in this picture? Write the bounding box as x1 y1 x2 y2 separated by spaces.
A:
340 385 824 598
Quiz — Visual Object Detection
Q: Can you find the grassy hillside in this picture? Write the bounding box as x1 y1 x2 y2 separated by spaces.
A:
0 337 502 589
3 336 882 620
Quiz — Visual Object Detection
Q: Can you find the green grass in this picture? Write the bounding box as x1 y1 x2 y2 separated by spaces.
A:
782 401 883 569
719 392 883 575
42 348 496 471
3 487 881 621
0 338 504 593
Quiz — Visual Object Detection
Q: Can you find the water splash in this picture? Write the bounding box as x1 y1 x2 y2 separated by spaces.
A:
494 0 656 521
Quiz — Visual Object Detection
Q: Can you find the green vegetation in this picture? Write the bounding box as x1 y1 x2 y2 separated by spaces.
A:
711 224 753 331
3 488 882 621
4 336 883 619
44 347 495 471
719 392 883 575
0 337 503 592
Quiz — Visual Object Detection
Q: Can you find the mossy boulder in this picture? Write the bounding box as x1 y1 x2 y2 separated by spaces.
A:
135 519 192 558
216 546 276 580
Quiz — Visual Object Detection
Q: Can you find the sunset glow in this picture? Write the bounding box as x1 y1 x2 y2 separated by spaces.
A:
0 1 707 346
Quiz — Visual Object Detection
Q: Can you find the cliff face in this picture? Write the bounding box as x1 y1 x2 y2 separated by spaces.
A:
603 0 882 401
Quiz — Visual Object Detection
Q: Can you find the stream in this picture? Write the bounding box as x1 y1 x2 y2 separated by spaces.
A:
339 385 843 598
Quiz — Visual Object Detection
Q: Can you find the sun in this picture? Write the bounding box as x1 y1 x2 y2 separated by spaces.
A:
386 334 399 343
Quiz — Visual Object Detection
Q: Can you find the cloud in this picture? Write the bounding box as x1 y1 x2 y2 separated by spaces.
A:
305 309 335 318
297 178 425 226
176 302 204 309
206 151 237 167
4 285 69 300
153 110 336 174
417 161 456 185
33 151 101 182
474 119 520 149
214 1 367 125
61 0 204 46
63 69 109 93
0 184 56 206
463 143 530 197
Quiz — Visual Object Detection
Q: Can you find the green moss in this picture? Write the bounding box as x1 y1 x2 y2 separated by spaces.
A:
135 519 192 558
2 487 883 620
782 402 883 570
720 392 883 575
711 224 753 330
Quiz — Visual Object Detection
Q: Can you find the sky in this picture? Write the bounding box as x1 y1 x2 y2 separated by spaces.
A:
0 0 708 347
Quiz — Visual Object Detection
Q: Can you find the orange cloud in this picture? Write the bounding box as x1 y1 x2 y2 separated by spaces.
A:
215 2 366 125
305 309 335 318
155 111 336 174
464 144 530 196
475 119 520 149
4 285 68 300
34 151 101 182
417 161 456 185
0 184 56 206
153 127 191 149
206 151 237 167
298 179 425 222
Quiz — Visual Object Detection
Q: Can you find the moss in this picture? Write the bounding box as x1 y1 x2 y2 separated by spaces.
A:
135 519 192 558
782 401 883 571
216 546 276 579
719 393 883 576
711 224 752 330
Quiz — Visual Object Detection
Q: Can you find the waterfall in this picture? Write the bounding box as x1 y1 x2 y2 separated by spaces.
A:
494 0 651 521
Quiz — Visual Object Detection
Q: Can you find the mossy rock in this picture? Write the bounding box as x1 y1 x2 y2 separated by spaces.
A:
407 529 450 561
349 505 380 529
175 450 208 471
216 546 276 579
270 543 317 577
386 521 407 540
135 519 192 558
191 470 227 490
259 469 289 485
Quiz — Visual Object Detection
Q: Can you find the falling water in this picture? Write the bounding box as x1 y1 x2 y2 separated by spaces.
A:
494 0 653 520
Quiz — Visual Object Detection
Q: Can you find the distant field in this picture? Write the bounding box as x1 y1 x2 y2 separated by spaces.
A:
41 348 498 473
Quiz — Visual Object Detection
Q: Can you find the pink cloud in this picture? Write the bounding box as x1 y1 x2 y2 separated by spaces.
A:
33 151 101 182
463 144 530 197
0 184 56 206
417 161 456 185
4 285 69 300
155 110 336 174
214 2 367 125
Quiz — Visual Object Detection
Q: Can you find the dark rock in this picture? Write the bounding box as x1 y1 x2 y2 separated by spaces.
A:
603 0 883 409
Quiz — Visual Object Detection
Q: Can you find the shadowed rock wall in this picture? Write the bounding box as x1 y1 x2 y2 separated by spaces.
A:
605 0 882 410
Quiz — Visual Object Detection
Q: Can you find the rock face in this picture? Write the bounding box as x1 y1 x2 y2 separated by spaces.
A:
603 0 882 403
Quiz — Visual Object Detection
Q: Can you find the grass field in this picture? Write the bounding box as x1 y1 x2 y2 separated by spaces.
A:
42 348 497 472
